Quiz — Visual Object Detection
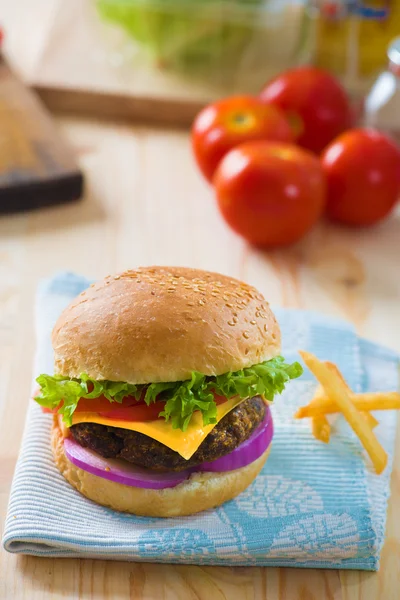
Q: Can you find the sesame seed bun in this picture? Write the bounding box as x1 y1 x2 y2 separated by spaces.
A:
51 416 271 517
52 266 281 384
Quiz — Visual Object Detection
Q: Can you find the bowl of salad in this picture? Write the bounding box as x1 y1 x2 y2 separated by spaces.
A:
95 0 315 89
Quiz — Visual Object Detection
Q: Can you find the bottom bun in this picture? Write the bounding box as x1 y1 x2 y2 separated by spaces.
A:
51 417 271 517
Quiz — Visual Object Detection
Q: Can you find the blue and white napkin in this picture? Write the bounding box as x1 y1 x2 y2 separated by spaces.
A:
2 273 399 569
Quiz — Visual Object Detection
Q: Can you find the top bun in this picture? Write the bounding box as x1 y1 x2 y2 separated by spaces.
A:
52 267 281 384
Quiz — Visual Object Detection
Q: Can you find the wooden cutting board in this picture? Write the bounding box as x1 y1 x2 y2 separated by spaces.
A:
0 55 83 213
29 0 301 127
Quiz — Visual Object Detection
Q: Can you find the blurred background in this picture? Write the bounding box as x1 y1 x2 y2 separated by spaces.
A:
1 3 400 594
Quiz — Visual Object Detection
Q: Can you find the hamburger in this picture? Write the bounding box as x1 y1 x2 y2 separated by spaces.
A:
34 267 302 517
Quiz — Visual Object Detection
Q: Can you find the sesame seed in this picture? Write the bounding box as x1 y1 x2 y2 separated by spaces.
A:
199 299 206 306
243 331 250 339
151 290 156 296
264 324 268 332
225 303 233 308
250 320 256 325
228 320 236 326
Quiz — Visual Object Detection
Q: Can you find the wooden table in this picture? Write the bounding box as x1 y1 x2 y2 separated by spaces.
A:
0 2 400 598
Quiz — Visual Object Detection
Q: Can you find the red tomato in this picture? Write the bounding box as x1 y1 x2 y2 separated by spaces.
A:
41 406 59 414
100 394 229 421
321 129 400 226
75 394 139 413
191 95 294 182
213 394 229 405
99 401 167 422
214 141 326 247
41 391 229 419
41 395 139 415
260 67 353 154
41 401 63 414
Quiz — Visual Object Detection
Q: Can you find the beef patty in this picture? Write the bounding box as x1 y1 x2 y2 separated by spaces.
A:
70 396 265 472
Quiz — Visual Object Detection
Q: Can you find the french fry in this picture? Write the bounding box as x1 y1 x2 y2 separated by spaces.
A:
312 415 331 443
361 411 379 430
310 384 331 442
307 367 377 435
298 361 386 425
297 362 350 419
299 351 388 474
325 361 349 387
295 392 400 418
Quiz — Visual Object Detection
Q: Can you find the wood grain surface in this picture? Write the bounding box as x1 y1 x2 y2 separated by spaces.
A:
0 1 400 599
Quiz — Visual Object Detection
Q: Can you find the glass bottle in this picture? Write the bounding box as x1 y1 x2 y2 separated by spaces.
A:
314 1 400 97
364 36 400 142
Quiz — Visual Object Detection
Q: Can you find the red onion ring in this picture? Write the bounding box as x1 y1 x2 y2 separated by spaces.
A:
63 405 273 490
196 406 273 472
64 438 191 489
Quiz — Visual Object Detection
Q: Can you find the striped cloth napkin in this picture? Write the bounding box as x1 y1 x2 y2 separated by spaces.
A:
2 273 399 569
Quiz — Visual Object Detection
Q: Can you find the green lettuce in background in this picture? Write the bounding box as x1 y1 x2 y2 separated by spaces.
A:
96 0 271 71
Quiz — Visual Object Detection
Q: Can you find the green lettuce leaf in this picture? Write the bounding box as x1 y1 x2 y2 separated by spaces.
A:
35 356 302 430
34 374 141 426
96 0 263 73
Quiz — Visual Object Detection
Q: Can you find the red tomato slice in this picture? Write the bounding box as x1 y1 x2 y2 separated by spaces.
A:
213 394 229 406
99 401 167 422
41 401 63 414
99 395 229 422
38 390 229 420
75 394 139 413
